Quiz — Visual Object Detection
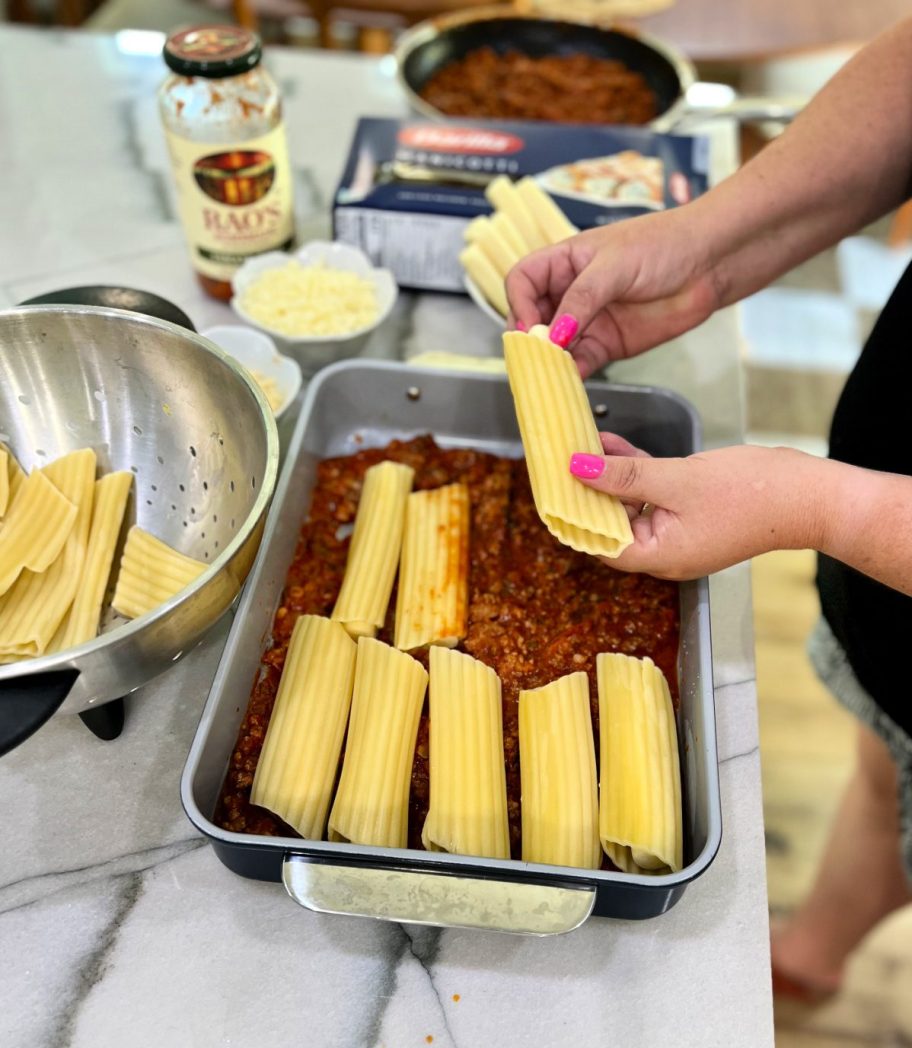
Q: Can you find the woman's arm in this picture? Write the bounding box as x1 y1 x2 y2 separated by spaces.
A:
569 436 912 594
506 16 912 375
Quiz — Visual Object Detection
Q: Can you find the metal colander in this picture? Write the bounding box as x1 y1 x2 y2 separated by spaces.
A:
0 305 279 742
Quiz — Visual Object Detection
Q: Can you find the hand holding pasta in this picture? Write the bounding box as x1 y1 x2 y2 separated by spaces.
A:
568 436 839 580
505 209 720 378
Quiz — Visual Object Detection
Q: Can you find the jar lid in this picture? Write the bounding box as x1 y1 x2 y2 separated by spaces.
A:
163 25 262 79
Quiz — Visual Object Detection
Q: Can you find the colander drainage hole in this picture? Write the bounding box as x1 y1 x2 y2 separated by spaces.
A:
18 395 30 405
202 481 208 491
189 446 197 457
179 484 185 492
133 425 142 436
151 485 157 491
35 449 46 457
130 466 138 474
182 520 188 528
212 514 218 523
146 499 152 506
171 504 176 511
251 476 256 488
229 480 235 492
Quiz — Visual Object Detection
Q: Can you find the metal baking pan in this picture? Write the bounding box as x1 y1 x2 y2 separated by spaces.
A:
182 360 721 934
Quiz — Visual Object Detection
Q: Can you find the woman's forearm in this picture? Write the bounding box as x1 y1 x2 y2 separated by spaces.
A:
690 16 912 307
817 461 912 596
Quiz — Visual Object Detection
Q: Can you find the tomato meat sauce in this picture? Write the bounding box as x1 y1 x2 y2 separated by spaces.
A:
215 436 679 859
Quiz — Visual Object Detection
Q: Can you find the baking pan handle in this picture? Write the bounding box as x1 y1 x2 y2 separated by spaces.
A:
282 854 596 935
0 669 79 757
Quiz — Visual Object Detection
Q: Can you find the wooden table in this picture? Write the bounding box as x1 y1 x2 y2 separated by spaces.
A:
630 0 909 61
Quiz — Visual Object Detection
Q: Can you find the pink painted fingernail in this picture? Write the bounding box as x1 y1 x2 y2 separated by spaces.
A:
516 320 528 332
550 313 579 348
569 453 605 479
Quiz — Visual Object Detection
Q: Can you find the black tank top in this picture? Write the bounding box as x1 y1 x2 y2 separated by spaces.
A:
816 260 912 732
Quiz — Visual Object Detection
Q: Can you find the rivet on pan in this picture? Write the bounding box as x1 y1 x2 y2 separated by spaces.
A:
406 386 421 401
594 403 609 418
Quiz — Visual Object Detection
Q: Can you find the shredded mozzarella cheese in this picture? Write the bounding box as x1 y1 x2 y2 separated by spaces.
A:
239 260 379 336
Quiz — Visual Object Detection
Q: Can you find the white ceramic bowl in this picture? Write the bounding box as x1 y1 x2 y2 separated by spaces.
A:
200 325 302 419
464 273 508 329
230 241 398 373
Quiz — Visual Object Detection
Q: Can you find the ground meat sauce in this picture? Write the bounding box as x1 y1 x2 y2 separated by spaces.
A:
418 48 658 126
215 436 679 859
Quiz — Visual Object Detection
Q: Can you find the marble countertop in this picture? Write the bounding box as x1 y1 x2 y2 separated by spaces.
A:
0 25 771 1048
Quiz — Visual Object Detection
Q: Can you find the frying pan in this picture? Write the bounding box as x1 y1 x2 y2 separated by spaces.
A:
395 6 803 130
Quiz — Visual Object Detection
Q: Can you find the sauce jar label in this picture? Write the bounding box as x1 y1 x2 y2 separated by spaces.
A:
164 123 294 281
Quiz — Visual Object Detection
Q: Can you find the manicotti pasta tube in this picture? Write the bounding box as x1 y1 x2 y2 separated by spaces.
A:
0 469 77 596
328 637 428 848
464 216 521 278
597 653 683 874
514 176 578 244
485 175 549 253
0 450 8 518
50 471 133 651
394 483 470 651
421 647 510 860
519 670 601 869
331 460 415 639
503 329 633 557
111 525 207 619
251 615 357 838
459 243 510 317
0 449 95 657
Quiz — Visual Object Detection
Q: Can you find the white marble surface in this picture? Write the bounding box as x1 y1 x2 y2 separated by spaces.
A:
0 25 771 1048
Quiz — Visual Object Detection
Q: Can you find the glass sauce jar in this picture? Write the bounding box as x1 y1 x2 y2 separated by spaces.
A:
158 25 295 300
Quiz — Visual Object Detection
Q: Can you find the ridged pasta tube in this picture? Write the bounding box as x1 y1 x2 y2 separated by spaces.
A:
422 647 510 859
459 243 509 317
0 469 77 596
331 460 414 639
0 450 96 658
51 471 133 651
597 653 683 875
485 175 549 252
251 615 357 838
394 483 469 651
111 526 206 619
328 637 428 848
515 176 578 243
519 671 601 869
463 216 521 277
503 330 633 558
0 450 8 518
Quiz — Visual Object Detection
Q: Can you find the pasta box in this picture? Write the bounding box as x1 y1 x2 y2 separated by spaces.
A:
333 117 711 292
181 360 722 934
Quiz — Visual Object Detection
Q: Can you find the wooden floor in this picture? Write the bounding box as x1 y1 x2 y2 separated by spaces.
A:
754 549 912 1047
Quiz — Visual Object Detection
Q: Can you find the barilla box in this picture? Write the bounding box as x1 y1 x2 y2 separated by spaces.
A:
333 117 710 292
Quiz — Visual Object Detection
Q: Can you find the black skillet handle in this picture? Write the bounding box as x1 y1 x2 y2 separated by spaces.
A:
0 670 79 757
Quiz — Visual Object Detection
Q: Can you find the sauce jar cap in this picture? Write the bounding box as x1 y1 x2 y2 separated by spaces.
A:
163 25 262 78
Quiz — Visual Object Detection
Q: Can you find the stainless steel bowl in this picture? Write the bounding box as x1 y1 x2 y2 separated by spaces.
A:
0 305 280 752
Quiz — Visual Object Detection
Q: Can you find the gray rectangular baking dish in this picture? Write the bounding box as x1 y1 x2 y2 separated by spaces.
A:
181 359 721 935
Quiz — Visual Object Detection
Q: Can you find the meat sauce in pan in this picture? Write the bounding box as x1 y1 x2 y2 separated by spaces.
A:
418 48 658 126
215 436 679 858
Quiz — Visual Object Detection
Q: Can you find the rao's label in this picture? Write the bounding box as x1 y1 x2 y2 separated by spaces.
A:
164 123 294 281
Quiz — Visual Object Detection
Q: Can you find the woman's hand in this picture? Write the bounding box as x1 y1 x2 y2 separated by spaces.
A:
569 435 831 579
505 208 722 378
